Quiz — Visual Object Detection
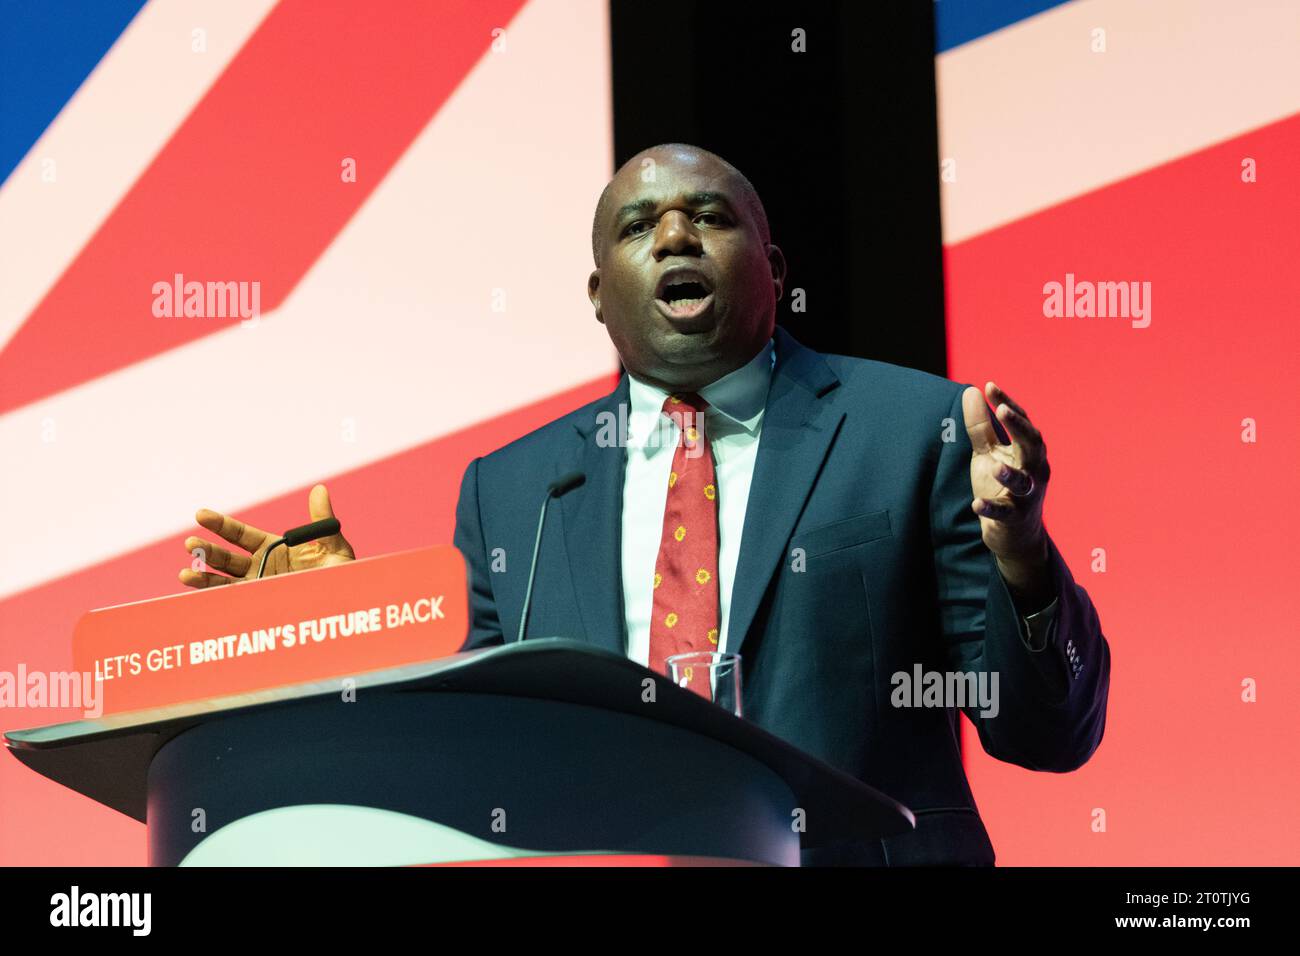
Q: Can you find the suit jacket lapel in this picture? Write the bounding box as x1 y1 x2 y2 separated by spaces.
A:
727 326 844 660
560 375 630 657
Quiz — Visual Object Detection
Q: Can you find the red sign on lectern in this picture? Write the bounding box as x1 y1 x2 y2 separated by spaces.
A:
72 545 469 717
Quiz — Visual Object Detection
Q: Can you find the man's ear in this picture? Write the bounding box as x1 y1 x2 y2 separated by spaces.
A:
588 269 604 324
767 244 788 302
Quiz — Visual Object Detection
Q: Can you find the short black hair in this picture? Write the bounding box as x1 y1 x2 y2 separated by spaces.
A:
590 143 771 266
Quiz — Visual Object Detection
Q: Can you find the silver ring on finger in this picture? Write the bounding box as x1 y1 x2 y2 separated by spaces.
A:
1011 474 1036 498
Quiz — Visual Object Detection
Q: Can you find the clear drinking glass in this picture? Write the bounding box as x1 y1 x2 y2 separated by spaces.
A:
665 651 742 717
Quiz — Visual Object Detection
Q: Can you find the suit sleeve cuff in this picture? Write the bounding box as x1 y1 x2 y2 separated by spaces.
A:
987 542 1072 704
1021 597 1060 651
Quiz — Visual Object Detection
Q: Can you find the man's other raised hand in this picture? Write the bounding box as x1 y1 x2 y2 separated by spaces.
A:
178 484 355 589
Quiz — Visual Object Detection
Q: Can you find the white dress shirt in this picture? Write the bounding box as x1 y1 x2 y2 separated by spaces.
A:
621 339 776 669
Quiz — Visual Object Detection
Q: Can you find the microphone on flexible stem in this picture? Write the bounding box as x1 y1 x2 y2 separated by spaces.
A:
517 471 586 644
255 517 341 579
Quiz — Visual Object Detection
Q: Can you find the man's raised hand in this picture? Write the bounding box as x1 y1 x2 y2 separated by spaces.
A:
962 381 1053 606
178 483 355 589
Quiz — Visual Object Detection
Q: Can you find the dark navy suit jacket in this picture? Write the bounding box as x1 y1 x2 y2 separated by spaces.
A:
452 325 1110 865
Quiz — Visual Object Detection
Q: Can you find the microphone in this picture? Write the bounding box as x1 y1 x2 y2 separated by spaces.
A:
256 517 342 579
517 471 586 644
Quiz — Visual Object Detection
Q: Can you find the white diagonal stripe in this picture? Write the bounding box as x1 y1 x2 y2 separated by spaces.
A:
938 0 1300 244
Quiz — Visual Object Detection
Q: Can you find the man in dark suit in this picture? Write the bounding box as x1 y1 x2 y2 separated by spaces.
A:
181 143 1109 866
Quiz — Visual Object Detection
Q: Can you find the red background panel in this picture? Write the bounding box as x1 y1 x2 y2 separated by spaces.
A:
948 113 1300 865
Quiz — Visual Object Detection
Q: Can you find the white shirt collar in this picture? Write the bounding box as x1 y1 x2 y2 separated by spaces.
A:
625 338 775 451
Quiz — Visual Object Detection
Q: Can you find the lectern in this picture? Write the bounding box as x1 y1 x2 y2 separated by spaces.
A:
4 547 914 866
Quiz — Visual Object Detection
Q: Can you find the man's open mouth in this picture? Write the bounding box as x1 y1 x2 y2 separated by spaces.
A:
654 272 716 321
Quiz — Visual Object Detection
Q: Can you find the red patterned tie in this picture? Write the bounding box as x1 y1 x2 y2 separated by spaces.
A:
648 392 720 689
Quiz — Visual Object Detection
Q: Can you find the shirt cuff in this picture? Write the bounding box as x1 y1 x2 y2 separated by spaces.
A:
1021 596 1060 651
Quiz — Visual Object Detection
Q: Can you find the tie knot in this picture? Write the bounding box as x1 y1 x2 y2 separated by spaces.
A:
661 392 708 450
662 392 709 414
